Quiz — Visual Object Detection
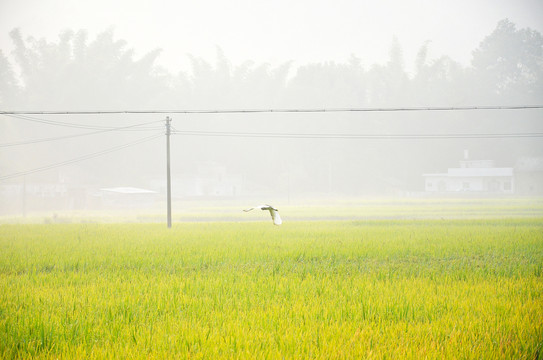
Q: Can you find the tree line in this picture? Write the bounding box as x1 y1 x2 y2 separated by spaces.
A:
1 19 542 111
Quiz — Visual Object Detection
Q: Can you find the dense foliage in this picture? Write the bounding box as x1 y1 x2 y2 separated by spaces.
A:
1 19 542 110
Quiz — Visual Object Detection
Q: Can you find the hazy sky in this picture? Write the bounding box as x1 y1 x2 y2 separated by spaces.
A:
1 0 542 74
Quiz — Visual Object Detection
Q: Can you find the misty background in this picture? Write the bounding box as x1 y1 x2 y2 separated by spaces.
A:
1 4 543 216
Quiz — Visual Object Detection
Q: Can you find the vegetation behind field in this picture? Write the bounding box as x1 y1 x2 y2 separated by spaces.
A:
1 217 542 359
3 197 543 224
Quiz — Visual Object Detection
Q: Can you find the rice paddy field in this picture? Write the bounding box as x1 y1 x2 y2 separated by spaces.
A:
1 199 542 359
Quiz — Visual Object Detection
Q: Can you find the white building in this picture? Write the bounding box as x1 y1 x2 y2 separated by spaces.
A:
424 158 514 194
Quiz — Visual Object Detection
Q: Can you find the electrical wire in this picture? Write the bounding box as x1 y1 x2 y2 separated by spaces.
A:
0 130 117 148
0 133 163 181
3 114 163 131
1 104 542 115
2 105 541 180
172 130 543 139
0 120 165 148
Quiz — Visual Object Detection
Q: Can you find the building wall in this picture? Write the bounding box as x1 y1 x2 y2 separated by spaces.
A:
425 176 514 193
425 176 447 192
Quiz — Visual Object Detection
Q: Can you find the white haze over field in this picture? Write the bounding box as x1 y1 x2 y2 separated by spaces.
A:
1 0 543 219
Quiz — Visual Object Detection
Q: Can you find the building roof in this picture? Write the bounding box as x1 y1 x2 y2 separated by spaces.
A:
423 168 513 178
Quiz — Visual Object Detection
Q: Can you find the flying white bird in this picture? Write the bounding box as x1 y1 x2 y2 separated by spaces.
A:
243 204 282 225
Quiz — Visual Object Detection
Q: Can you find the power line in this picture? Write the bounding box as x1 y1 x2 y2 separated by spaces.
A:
172 130 543 139
1 104 543 115
0 119 163 148
3 114 163 131
0 133 163 181
0 130 117 148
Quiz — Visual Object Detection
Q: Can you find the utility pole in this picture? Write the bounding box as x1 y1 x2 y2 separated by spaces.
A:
165 116 172 228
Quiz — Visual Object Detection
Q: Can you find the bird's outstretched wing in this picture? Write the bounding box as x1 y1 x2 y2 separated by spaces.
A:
269 209 282 225
243 205 269 212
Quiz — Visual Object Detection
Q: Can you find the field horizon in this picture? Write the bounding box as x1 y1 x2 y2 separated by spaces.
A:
2 196 543 225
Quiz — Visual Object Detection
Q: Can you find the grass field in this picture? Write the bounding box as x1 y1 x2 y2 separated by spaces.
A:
1 216 542 358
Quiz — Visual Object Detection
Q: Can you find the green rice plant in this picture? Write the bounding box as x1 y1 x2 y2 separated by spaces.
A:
0 218 542 358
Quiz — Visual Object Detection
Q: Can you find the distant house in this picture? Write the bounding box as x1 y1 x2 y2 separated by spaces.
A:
423 157 514 194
